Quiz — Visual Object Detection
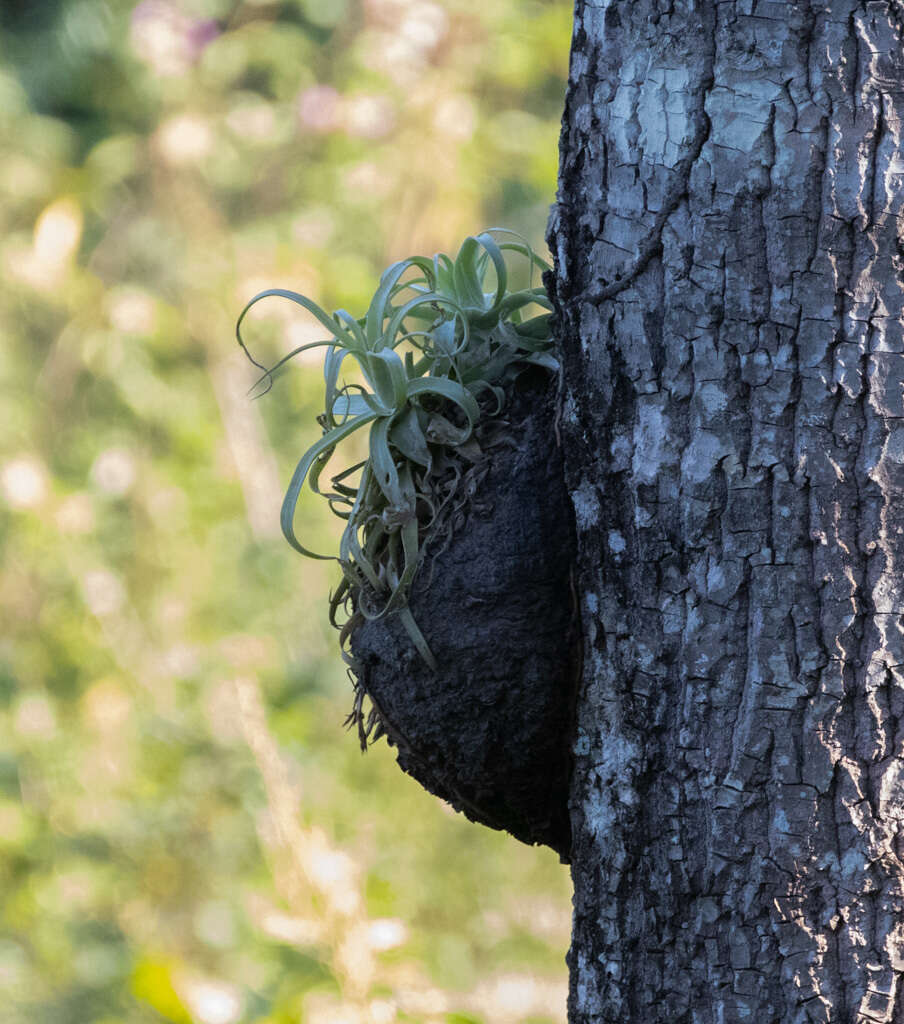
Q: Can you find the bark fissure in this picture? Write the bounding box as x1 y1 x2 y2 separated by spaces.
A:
588 4 716 304
551 1 904 1020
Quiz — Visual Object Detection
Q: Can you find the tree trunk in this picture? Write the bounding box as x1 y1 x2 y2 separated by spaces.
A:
548 2 904 1021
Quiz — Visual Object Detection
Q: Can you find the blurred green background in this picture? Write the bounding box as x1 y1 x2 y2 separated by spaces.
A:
0 2 572 1022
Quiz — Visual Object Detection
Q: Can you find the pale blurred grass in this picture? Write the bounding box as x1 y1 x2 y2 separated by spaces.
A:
0 1 573 1022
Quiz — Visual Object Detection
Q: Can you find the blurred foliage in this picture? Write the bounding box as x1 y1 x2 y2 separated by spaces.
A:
0 1 572 1023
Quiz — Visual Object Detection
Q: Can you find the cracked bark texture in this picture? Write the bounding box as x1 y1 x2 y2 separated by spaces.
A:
549 2 904 1021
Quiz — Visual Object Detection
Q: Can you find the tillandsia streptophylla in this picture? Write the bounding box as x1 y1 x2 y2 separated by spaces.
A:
236 230 556 673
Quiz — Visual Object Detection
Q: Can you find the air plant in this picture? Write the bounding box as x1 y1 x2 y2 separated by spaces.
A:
236 230 556 674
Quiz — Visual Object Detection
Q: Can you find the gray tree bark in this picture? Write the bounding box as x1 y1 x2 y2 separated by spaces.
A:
548 2 904 1021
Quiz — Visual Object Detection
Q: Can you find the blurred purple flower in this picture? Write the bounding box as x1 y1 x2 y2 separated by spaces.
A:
187 18 220 57
130 1 219 76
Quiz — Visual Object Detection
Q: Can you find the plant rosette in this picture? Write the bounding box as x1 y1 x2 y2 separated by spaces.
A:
238 231 578 856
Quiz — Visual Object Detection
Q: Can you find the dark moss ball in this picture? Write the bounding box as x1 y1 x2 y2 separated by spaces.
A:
351 375 578 860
